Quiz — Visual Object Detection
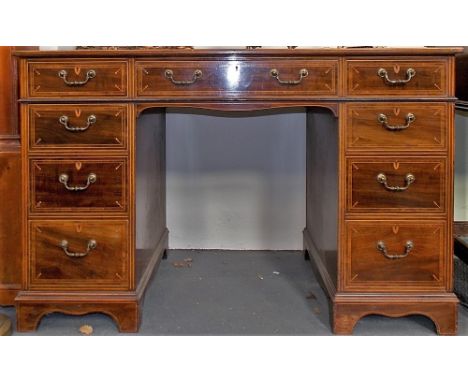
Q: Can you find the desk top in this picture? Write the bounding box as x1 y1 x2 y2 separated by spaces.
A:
14 47 464 58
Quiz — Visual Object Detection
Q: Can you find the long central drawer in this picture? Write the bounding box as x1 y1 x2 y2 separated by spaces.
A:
136 60 338 98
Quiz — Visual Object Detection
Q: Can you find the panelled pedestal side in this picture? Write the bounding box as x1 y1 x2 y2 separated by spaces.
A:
0 47 22 305
13 48 461 334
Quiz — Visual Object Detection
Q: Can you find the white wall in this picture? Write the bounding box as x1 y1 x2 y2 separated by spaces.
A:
166 109 306 250
455 110 468 221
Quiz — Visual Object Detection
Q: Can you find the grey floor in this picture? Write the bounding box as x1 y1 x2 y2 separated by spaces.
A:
2 250 468 335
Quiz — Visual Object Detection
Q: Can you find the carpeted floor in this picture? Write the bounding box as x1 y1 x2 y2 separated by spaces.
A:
2 250 467 335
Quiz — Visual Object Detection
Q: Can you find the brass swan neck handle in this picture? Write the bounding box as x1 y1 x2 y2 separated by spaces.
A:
377 68 416 85
58 69 96 86
270 68 308 85
376 173 415 192
377 240 414 260
378 113 415 131
59 173 97 191
60 239 97 258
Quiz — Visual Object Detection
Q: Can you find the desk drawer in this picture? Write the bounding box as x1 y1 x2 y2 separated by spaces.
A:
30 158 127 213
346 59 449 97
28 104 128 151
345 102 449 152
136 60 338 98
29 220 129 291
344 220 447 291
24 60 128 98
347 157 446 213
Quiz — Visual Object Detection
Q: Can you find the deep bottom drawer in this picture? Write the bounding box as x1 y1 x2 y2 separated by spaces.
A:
343 220 448 292
29 220 130 291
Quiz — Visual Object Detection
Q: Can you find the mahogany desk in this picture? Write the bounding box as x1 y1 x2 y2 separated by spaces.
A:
11 47 462 334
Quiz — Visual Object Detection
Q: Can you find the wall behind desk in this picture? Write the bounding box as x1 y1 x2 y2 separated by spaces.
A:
165 109 306 250
137 109 468 250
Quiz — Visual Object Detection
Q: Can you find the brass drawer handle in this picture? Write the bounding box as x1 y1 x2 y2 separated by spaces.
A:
60 239 97 258
58 69 96 86
376 173 415 192
270 68 308 85
164 69 202 85
378 113 415 131
59 114 97 132
59 173 97 191
377 68 416 85
377 240 413 260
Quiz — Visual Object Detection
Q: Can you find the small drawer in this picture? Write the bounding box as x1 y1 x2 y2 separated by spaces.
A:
28 104 128 151
30 158 127 213
345 102 449 152
347 157 446 213
343 220 447 291
29 220 129 290
346 59 449 97
24 60 128 98
136 60 338 98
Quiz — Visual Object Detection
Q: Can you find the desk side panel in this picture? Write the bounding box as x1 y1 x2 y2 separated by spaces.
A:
305 108 339 289
135 109 167 286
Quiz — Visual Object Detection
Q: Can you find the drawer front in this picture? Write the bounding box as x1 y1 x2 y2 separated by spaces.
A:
25 60 128 98
28 104 128 150
347 158 446 213
29 220 129 290
346 60 448 97
345 103 449 152
30 158 127 213
136 60 338 98
344 220 447 291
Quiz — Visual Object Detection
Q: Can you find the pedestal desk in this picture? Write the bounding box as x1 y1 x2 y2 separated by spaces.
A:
13 47 462 334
